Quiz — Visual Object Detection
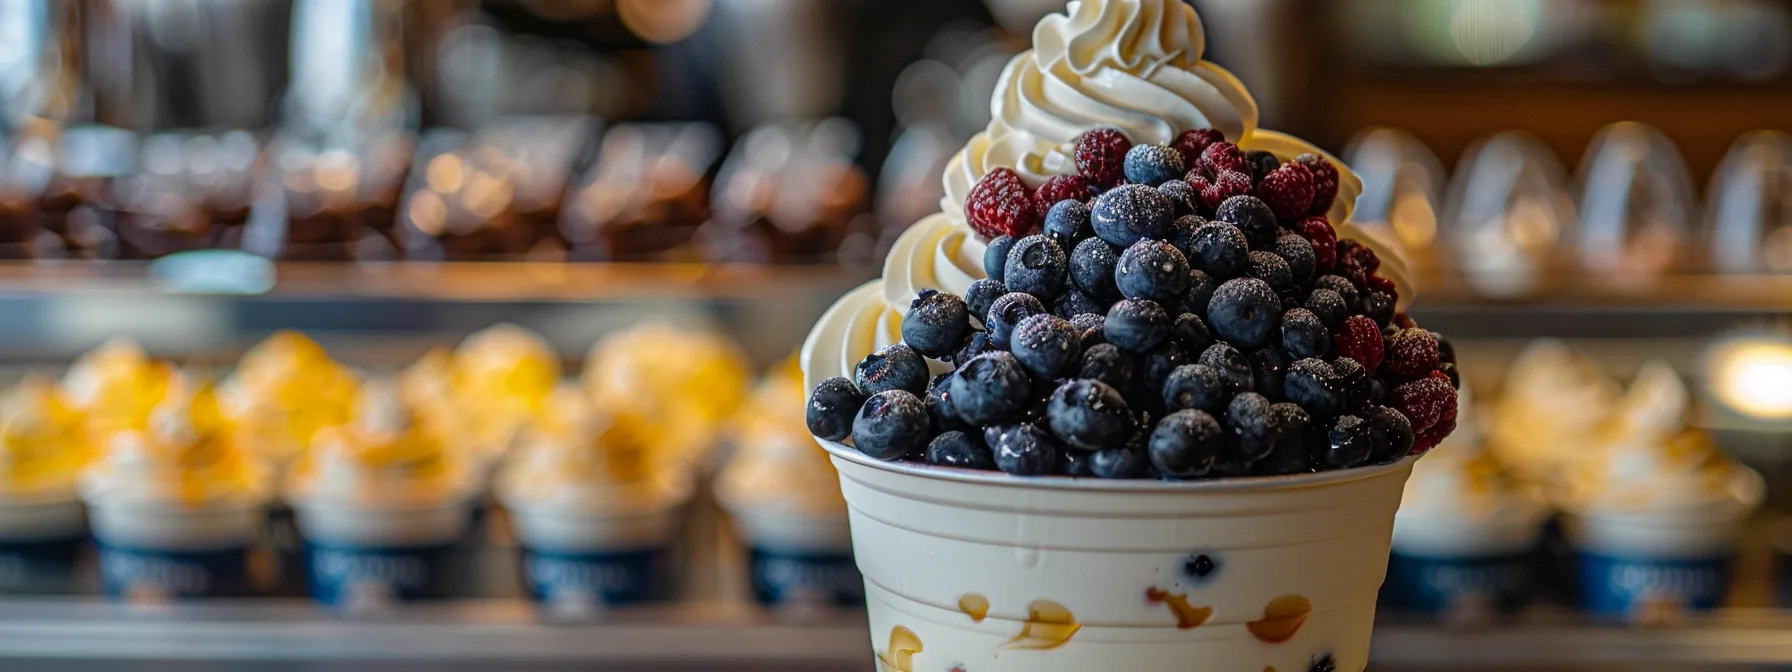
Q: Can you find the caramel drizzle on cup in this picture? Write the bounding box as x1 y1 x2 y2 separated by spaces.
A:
958 593 990 622
876 626 923 672
1247 594 1313 644
1001 600 1081 650
1145 587 1213 629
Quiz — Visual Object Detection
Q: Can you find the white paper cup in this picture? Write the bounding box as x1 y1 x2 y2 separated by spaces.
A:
291 499 472 610
88 499 266 601
0 496 88 593
822 440 1415 672
504 479 691 611
726 505 861 607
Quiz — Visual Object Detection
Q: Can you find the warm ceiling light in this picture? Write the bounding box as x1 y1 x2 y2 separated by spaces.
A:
618 0 711 45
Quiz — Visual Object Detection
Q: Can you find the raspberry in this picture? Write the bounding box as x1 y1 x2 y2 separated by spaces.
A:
1367 274 1397 295
1334 315 1384 372
1075 128 1132 189
1033 174 1096 219
1382 328 1440 381
1200 142 1249 178
1393 373 1456 432
1295 216 1337 272
966 167 1040 240
1256 162 1315 222
1296 153 1340 216
1188 170 1253 211
1173 129 1225 168
1392 312 1417 329
1337 239 1380 286
1414 416 1456 453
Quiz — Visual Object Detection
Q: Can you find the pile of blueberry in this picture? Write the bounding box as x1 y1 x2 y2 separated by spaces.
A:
806 127 1460 479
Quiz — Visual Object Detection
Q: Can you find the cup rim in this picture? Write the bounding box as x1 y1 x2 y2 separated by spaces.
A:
818 437 1421 493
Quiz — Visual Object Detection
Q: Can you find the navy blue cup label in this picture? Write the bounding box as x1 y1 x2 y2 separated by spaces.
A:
98 543 251 602
1577 552 1732 619
749 547 862 607
306 542 454 610
522 547 663 613
1382 550 1531 618
0 536 86 592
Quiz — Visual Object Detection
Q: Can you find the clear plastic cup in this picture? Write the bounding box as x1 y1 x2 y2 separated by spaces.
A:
1574 122 1696 286
1705 130 1792 274
1441 131 1577 298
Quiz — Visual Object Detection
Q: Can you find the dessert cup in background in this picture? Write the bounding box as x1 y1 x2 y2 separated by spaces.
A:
286 379 476 610
453 324 562 472
497 388 692 614
62 337 179 439
828 442 1413 671
1555 361 1764 622
583 320 752 474
718 359 860 608
0 378 91 593
80 380 272 602
1384 388 1547 620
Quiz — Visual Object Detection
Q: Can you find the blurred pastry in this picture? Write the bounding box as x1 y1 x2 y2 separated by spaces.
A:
561 123 721 261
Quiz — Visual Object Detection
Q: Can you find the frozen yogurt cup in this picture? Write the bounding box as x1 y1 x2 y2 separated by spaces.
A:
584 321 751 472
1386 388 1547 620
286 378 476 610
219 331 359 471
1556 361 1763 622
80 380 272 602
826 440 1413 672
453 324 560 468
61 337 179 438
1487 340 1620 488
718 361 860 608
0 377 90 592
497 387 692 613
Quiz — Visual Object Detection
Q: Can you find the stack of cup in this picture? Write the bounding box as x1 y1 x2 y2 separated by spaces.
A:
284 378 477 610
0 378 90 593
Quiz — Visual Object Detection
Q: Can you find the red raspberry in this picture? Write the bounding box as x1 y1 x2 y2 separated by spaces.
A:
1188 170 1253 211
1200 141 1248 178
1033 174 1096 218
1382 328 1440 381
1414 416 1456 454
1367 274 1397 295
1334 315 1384 372
965 167 1039 240
1296 153 1340 216
1172 129 1225 168
1337 239 1380 286
1392 312 1417 329
1256 162 1315 222
1295 216 1337 271
1075 128 1132 189
1393 373 1457 432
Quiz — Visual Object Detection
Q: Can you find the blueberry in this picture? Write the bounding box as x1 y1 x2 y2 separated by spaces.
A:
1440 362 1461 390
1134 341 1187 413
1069 236 1123 302
1364 405 1414 464
986 292 1048 349
1091 184 1173 247
987 423 1061 475
983 235 1016 281
1249 347 1289 400
948 351 1033 425
1166 215 1205 259
806 376 866 441
926 430 995 470
1003 234 1068 302
1324 415 1374 469
1183 269 1217 316
1104 298 1171 352
1437 333 1457 365
1184 554 1219 581
1280 308 1330 360
1157 181 1198 218
1362 290 1396 328
1188 221 1249 278
1089 446 1149 478
1149 409 1225 478
903 289 971 359
851 390 930 460
1123 145 1187 187
1273 233 1316 285
1310 654 1338 672
1069 312 1106 350
952 331 997 367
1198 342 1254 395
1331 357 1371 412
1043 200 1092 249
1304 288 1347 328
1011 314 1083 381
1284 358 1342 418
1207 277 1282 348
1121 241 1190 302
1172 313 1213 352
1053 288 1107 319
1255 402 1314 475
1079 343 1135 392
1047 379 1134 451
1214 195 1278 249
1059 449 1095 476
1225 392 1279 462
854 343 929 397
1247 150 1280 183
1245 250 1293 292
1313 275 1359 311
1162 364 1227 412
964 278 1007 329
925 373 973 434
